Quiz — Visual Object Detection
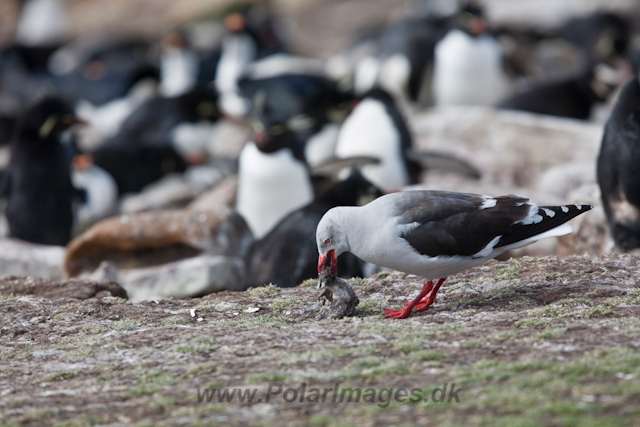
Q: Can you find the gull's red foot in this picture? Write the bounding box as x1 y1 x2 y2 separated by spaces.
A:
403 278 447 313
384 307 412 319
405 295 437 309
414 297 436 312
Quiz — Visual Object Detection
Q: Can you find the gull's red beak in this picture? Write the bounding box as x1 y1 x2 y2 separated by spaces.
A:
318 249 337 275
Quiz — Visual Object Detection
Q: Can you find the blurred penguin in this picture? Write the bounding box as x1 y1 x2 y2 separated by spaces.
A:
244 170 381 288
433 2 510 106
334 89 413 190
159 31 199 98
499 63 626 120
15 0 69 48
597 77 640 252
346 2 456 104
236 73 354 238
0 97 81 246
236 140 313 239
70 153 118 227
215 11 259 116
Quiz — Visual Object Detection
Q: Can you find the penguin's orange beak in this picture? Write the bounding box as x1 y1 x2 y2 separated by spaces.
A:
318 249 337 275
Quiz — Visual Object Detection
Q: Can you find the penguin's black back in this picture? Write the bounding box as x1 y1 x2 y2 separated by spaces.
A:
91 143 187 195
115 89 219 145
597 78 640 251
244 172 382 288
498 74 600 120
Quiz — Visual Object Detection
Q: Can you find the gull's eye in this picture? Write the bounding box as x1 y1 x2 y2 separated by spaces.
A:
324 238 331 245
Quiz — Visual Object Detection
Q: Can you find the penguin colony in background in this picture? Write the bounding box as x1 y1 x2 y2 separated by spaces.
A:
0 0 639 291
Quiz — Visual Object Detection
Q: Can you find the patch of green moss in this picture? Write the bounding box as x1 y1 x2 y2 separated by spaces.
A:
249 284 281 299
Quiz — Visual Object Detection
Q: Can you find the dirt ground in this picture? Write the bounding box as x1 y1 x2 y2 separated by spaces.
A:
1 254 640 426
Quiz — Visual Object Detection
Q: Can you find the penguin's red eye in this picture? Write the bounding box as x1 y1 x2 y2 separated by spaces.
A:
324 238 331 245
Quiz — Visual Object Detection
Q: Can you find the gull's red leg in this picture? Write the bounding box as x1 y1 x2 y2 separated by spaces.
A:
385 281 433 319
413 277 447 312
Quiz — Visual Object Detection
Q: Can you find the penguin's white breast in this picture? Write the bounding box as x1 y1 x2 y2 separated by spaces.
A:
335 99 408 190
433 29 509 106
236 142 313 239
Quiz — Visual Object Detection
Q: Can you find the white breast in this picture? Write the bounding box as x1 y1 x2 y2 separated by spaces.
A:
433 29 510 107
236 142 313 239
305 123 341 168
16 0 69 47
160 50 198 97
171 121 219 158
215 33 257 95
335 99 409 190
75 78 157 140
72 165 118 225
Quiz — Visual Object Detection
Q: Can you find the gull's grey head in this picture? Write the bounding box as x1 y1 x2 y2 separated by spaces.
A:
316 207 350 275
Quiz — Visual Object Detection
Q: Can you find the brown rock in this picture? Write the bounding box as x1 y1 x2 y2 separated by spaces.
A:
65 208 252 277
188 175 238 211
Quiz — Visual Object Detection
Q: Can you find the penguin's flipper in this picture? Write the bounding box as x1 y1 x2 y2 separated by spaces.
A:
405 149 481 180
310 156 380 178
73 186 88 204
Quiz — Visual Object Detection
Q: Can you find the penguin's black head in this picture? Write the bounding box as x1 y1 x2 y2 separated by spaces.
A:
458 2 488 37
240 74 354 154
20 96 79 141
316 169 383 208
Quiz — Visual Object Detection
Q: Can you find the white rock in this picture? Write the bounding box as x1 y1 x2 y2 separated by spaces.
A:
0 239 65 280
119 256 246 302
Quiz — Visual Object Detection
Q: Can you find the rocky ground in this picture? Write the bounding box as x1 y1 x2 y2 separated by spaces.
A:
2 254 640 426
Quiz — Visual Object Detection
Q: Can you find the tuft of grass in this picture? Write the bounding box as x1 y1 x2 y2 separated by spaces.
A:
509 298 536 310
79 323 109 334
228 315 296 328
149 395 175 408
528 305 571 318
355 299 383 316
496 259 522 280
185 364 217 377
348 277 366 286
300 278 318 288
514 318 551 329
557 298 594 308
465 338 487 348
248 371 288 383
361 364 410 380
308 414 357 427
249 284 281 299
128 371 181 396
392 340 421 353
45 371 77 381
176 337 214 354
491 331 518 342
270 297 302 313
161 316 190 328
113 319 141 332
410 350 447 361
603 294 640 307
372 271 391 279
323 348 356 358
351 357 383 368
194 299 221 311
53 312 80 321
578 307 614 319
537 328 566 340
